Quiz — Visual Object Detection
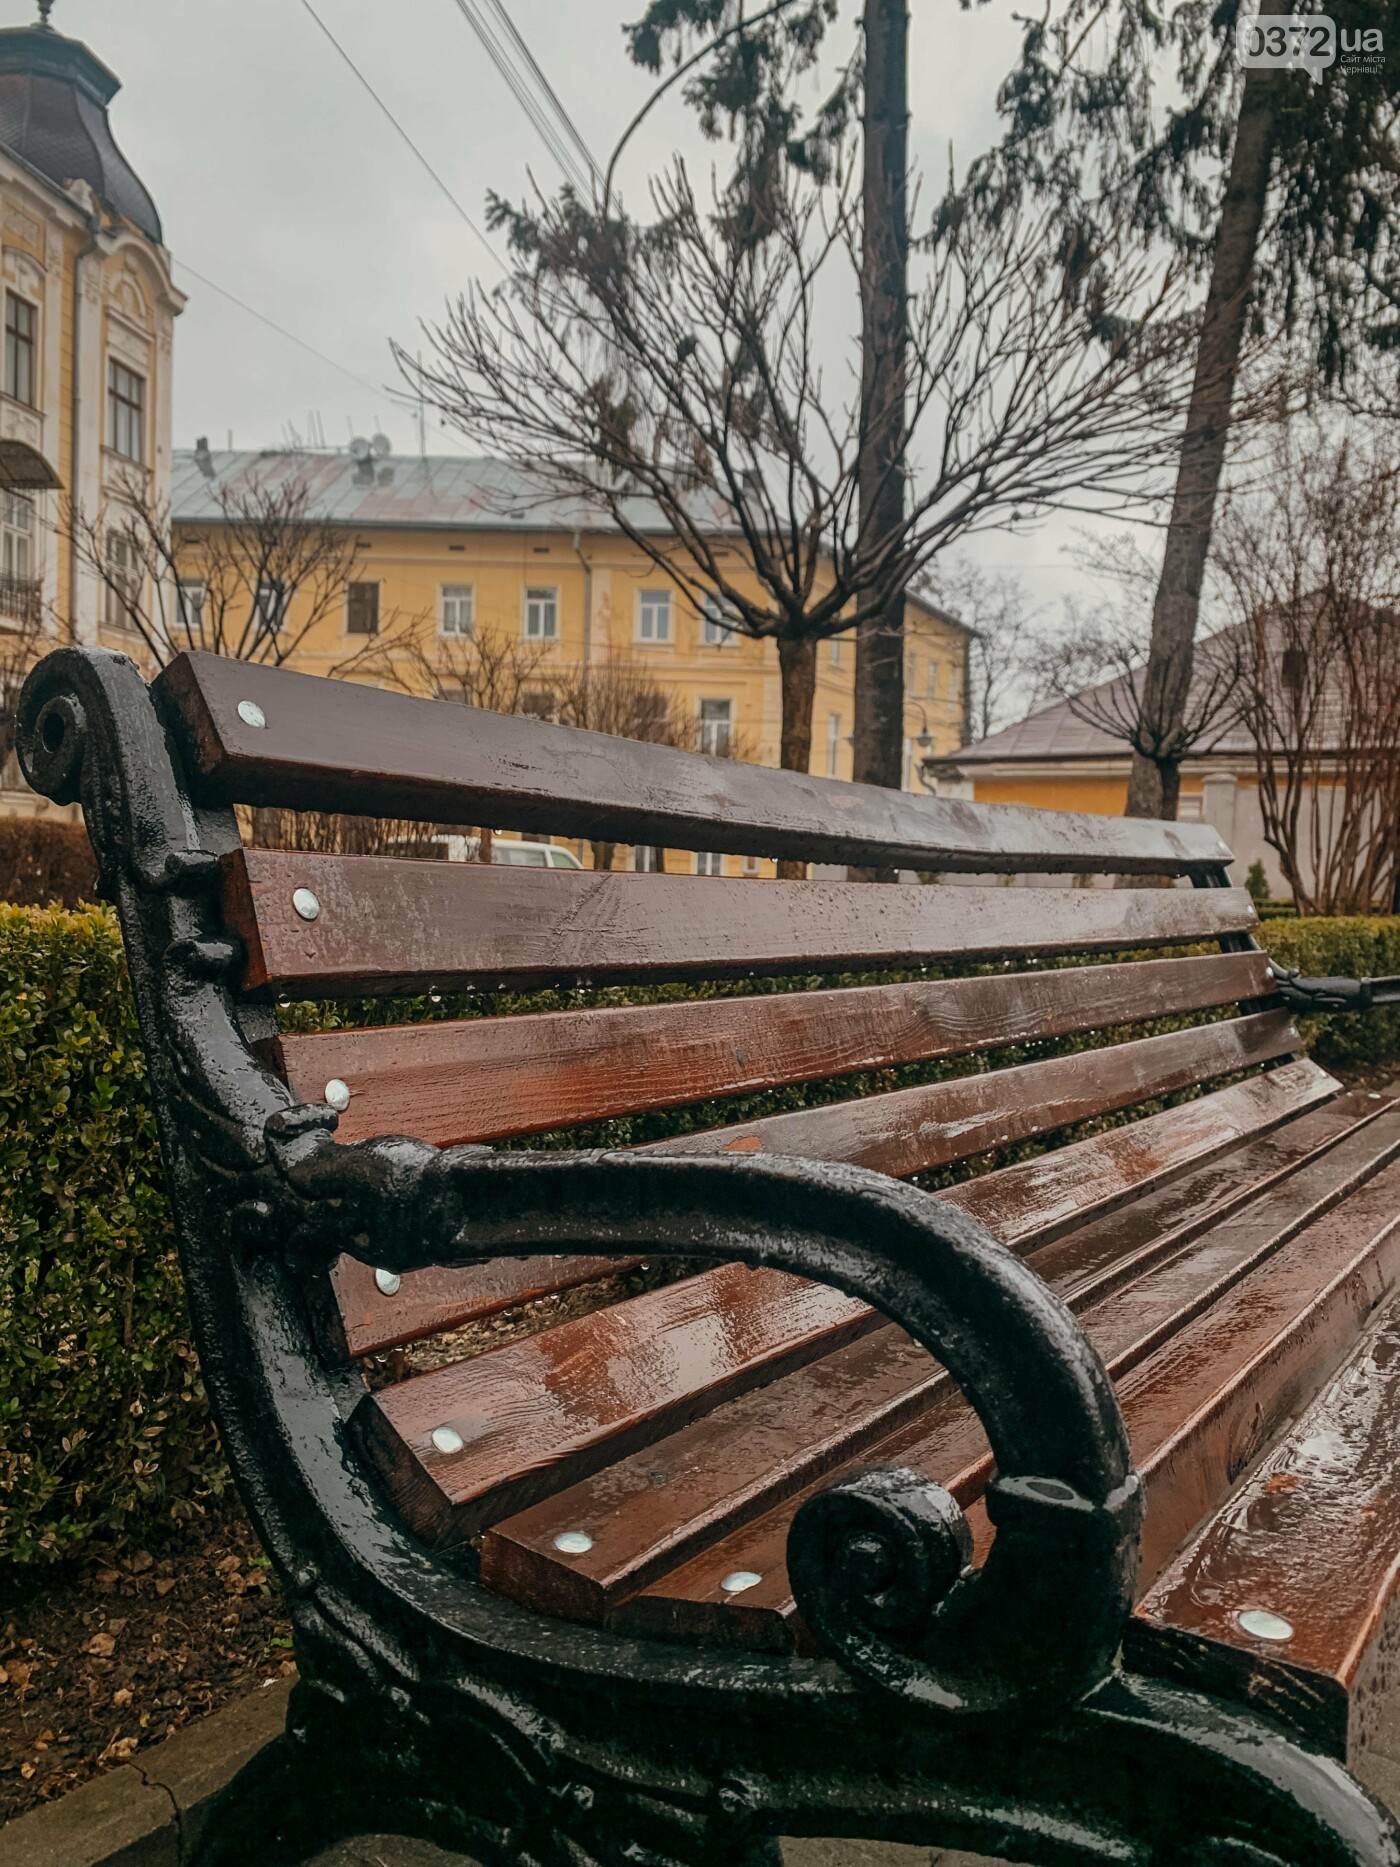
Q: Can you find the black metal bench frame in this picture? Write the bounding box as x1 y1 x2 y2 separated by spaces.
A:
17 645 1400 1867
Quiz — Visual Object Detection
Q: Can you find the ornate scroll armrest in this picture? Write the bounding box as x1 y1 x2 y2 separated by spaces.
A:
1267 963 1400 1014
272 1124 1143 1723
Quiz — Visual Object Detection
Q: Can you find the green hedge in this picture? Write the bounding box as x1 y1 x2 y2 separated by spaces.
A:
3 901 1400 1569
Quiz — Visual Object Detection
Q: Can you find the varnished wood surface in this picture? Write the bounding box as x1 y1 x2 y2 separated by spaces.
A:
273 952 1273 1149
162 650 1234 874
606 1106 1400 1650
1135 1292 1400 1762
220 848 1260 998
637 1011 1300 1178
481 1090 1376 1622
351 1264 879 1547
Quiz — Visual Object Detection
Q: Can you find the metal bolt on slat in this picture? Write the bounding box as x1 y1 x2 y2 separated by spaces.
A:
720 1571 762 1596
374 1268 402 1297
431 1426 464 1455
324 1079 351 1111
553 1531 594 1555
236 699 266 729
293 888 321 922
1236 1608 1293 1643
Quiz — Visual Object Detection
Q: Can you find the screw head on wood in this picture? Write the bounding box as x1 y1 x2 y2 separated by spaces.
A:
374 1268 401 1297
324 1078 350 1111
292 888 321 922
720 1570 762 1595
431 1426 464 1455
1236 1608 1293 1643
236 699 267 729
552 1530 594 1555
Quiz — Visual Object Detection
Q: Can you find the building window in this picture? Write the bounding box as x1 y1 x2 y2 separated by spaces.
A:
638 588 672 644
698 697 732 757
742 854 762 877
0 491 32 582
5 294 36 407
829 637 842 669
826 711 842 778
104 530 140 628
254 579 289 639
906 651 918 693
634 845 662 872
524 585 558 640
176 577 206 634
107 360 145 463
903 734 913 790
927 660 939 701
520 686 557 721
701 594 736 646
346 580 378 636
441 583 474 636
695 851 723 876
631 689 671 741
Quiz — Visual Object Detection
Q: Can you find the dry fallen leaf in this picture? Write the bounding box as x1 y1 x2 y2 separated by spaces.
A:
112 1688 133 1708
83 1633 116 1658
153 1578 176 1598
18 1763 33 1781
101 1736 138 1763
4 1661 32 1689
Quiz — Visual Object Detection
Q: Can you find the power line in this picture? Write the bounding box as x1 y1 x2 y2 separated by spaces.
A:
481 0 602 185
449 0 597 195
175 261 477 456
297 0 503 271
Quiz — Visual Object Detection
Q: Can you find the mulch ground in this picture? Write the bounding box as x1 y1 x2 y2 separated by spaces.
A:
0 1505 293 1824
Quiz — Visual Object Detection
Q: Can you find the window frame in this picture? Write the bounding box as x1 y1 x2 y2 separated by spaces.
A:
440 582 475 637
107 358 146 464
697 696 733 758
104 529 141 630
825 710 842 778
4 292 36 408
637 587 673 645
700 593 737 647
345 579 380 637
694 851 724 876
523 584 559 642
175 576 207 635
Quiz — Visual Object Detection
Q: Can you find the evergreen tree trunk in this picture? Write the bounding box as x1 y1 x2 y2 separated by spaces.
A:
1126 40 1281 821
777 633 818 879
851 0 909 830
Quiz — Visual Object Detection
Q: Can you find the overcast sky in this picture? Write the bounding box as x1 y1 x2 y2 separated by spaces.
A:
41 0 1161 627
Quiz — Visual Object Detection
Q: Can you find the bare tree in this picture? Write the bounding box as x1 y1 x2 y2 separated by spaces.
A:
1031 534 1245 817
0 605 46 791
405 153 1198 794
918 557 1041 746
70 461 364 669
1214 420 1400 914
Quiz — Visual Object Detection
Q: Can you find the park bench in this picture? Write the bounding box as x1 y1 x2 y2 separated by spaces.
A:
18 642 1400 1867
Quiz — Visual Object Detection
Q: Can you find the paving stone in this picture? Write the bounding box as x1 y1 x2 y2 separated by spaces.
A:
0 1762 177 1867
307 1841 482 1866
141 1676 294 1859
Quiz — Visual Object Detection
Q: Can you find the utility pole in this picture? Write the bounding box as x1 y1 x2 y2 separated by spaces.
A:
851 0 909 815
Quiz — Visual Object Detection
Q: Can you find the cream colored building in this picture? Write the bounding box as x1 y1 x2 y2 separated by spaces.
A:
0 6 182 813
170 448 970 873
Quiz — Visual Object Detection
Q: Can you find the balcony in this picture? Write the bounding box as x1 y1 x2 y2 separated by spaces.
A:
0 574 43 628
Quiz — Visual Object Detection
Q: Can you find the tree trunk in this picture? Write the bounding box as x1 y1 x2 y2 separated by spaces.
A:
1125 35 1281 821
777 633 818 879
851 0 909 825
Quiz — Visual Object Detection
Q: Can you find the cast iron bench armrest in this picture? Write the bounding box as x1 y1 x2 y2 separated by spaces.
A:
1268 964 1400 1014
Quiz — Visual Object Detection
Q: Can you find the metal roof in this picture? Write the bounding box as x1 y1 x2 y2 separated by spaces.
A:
0 22 161 243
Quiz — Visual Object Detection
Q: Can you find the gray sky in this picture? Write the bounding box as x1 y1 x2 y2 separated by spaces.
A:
42 0 1154 626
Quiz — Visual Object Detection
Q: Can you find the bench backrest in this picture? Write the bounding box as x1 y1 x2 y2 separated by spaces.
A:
152 651 1300 1364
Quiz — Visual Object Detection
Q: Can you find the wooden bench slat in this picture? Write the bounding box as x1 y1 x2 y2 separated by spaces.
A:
351 1015 1300 1545
1133 1291 1400 1763
481 1090 1376 1621
273 952 1273 1149
349 1264 880 1547
220 849 1259 999
161 650 1234 875
608 1109 1400 1649
637 1010 1300 1178
325 1254 645 1361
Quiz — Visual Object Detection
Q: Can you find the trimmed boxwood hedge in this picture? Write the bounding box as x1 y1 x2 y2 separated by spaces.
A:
3 900 1400 1569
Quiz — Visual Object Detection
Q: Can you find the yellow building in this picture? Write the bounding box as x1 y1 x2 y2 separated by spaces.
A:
0 4 182 815
170 448 970 874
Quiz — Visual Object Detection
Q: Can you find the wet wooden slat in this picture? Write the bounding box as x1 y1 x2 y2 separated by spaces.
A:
348 1265 879 1548
326 1255 643 1361
481 1089 1373 1623
219 849 1259 999
1133 1294 1400 1763
161 650 1233 874
271 953 1273 1149
637 1011 1300 1178
610 1112 1400 1650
